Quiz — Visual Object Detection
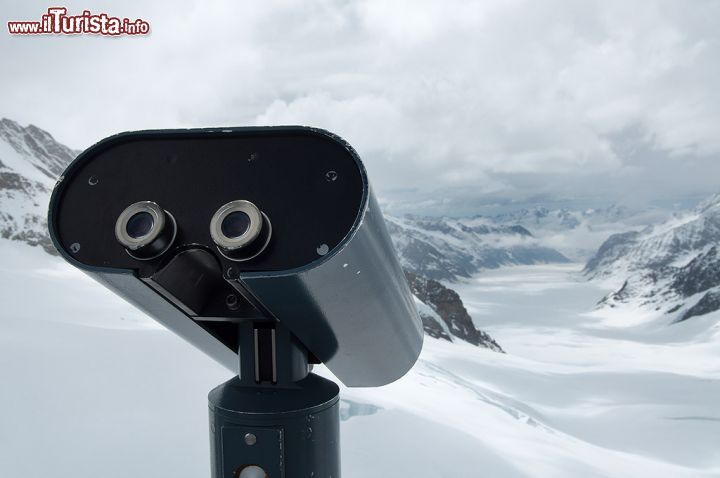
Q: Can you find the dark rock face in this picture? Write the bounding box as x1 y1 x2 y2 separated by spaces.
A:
0 169 49 199
405 270 503 352
680 290 720 322
671 247 720 297
418 311 453 342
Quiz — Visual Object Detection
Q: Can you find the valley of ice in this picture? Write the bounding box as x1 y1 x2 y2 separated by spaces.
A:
1 240 718 477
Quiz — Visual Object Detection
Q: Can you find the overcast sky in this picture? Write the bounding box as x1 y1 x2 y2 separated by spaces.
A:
2 0 719 215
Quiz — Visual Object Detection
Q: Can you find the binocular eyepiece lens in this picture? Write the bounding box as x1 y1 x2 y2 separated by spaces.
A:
125 211 155 239
220 211 251 239
115 201 176 260
210 200 272 262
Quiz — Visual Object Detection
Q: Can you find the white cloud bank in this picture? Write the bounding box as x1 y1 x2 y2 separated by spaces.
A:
2 0 719 214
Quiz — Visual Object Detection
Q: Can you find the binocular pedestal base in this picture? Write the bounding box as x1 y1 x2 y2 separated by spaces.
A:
208 373 340 478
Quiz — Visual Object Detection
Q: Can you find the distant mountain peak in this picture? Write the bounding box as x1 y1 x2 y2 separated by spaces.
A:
0 118 75 254
0 118 76 184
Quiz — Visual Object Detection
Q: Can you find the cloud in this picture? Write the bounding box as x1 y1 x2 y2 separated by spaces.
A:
2 0 718 214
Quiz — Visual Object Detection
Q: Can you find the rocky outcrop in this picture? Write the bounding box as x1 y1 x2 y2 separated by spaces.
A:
680 290 720 322
671 246 720 297
405 270 503 352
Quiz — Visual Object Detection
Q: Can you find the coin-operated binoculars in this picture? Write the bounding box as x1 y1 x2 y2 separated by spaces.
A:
49 127 423 477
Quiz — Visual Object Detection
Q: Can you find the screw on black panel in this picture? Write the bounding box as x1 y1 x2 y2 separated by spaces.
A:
88 176 99 186
69 243 81 253
226 294 239 311
325 170 338 182
226 266 238 279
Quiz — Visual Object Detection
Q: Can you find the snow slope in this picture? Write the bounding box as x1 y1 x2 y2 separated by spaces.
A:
2 242 718 478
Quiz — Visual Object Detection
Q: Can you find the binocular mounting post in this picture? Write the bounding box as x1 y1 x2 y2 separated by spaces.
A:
208 321 340 478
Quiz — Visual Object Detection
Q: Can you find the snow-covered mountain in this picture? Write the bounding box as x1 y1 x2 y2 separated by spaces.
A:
493 204 625 229
386 204 671 282
386 215 569 282
0 118 75 254
587 193 720 322
489 204 670 262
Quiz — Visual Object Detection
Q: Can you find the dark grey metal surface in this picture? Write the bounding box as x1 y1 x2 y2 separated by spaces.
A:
209 374 340 478
241 191 424 386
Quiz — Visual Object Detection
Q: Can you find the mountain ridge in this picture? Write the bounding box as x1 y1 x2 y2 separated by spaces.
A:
387 214 570 282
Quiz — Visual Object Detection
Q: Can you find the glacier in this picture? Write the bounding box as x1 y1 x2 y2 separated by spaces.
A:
1 242 718 477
